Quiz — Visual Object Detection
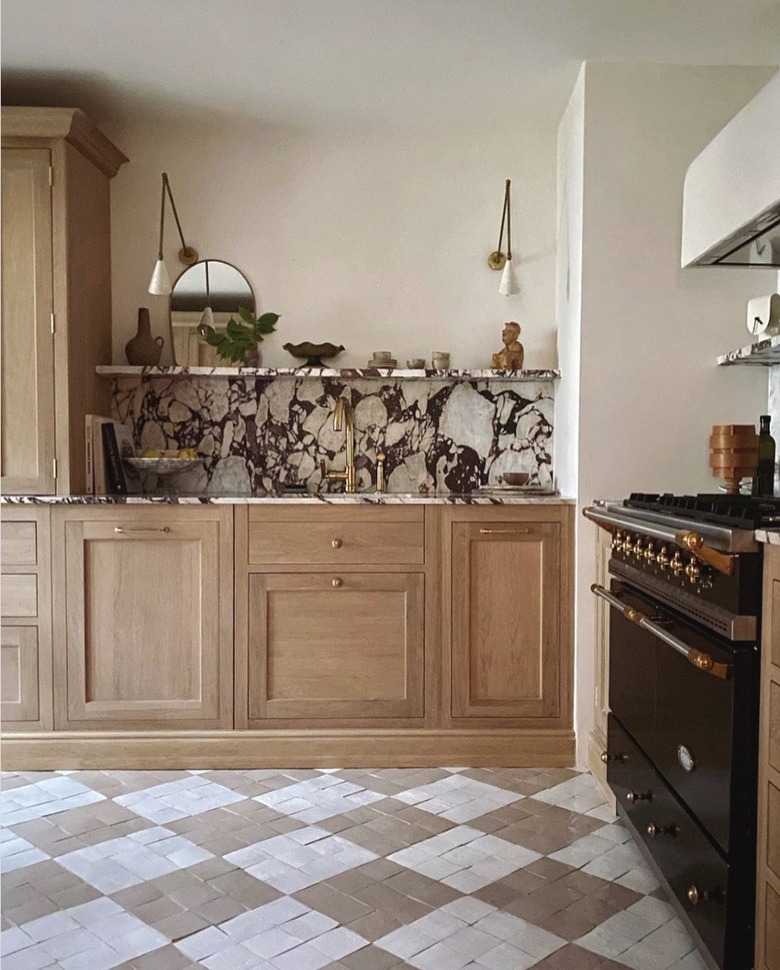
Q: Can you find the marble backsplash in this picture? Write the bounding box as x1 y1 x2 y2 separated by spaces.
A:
112 376 555 495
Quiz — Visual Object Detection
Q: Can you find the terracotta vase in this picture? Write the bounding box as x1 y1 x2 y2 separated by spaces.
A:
125 308 164 366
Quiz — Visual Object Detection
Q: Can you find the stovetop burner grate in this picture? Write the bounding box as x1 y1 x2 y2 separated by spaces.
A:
625 492 780 529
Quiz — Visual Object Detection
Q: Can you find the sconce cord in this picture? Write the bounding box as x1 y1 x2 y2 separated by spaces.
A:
496 179 512 260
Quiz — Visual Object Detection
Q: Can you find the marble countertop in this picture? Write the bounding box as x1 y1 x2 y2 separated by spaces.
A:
1 491 572 506
97 365 561 382
756 528 780 545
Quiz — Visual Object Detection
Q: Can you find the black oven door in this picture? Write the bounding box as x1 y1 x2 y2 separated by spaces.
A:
603 580 758 858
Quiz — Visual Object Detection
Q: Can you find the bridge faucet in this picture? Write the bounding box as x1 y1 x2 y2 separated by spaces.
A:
320 396 357 492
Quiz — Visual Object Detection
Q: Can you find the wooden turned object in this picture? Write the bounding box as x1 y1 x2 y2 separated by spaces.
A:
709 424 758 494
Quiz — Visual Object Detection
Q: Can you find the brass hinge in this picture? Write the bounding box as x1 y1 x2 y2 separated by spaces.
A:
50 313 55 334
52 458 57 480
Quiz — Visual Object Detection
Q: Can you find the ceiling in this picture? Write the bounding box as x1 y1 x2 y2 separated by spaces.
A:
3 0 780 129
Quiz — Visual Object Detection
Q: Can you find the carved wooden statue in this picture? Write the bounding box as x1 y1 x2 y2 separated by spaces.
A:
491 321 524 371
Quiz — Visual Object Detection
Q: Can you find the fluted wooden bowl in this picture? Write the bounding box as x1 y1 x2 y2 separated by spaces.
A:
709 424 758 494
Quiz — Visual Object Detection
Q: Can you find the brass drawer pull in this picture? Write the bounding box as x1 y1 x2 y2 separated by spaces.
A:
479 528 530 535
331 538 343 548
114 527 171 534
331 577 343 588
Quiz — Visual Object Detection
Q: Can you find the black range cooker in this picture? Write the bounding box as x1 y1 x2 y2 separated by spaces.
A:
584 493 779 970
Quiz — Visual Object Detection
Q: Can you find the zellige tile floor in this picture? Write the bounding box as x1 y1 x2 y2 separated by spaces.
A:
1 767 708 970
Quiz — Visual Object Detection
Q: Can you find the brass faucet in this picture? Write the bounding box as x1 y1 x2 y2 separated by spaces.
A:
320 396 357 492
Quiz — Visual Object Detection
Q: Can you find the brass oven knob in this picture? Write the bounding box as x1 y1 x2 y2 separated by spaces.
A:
331 538 343 549
644 543 656 562
626 789 651 803
331 577 343 588
670 552 684 575
612 531 624 551
633 538 644 557
685 559 701 582
656 546 670 570
622 534 634 554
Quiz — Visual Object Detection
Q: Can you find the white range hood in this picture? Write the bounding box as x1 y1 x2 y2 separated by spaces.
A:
682 69 780 267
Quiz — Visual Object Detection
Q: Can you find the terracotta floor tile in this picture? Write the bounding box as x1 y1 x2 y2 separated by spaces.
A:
531 942 614 968
347 908 404 941
294 884 375 924
340 943 412 969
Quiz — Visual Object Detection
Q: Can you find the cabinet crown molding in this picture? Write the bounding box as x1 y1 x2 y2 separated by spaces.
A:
1 107 128 177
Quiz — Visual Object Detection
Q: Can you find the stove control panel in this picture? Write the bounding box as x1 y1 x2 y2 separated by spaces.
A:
611 532 713 590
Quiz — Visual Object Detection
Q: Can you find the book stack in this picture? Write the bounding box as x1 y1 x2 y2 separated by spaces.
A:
85 416 139 495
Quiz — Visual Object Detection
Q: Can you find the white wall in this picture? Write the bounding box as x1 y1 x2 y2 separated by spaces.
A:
567 63 777 767
105 120 558 370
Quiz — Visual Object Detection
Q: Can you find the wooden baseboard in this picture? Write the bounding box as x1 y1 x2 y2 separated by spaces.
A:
587 726 616 812
1 729 576 770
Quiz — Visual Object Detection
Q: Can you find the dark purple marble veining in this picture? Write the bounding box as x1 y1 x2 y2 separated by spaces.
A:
111 375 555 496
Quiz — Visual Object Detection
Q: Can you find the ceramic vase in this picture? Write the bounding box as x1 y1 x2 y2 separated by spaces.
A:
125 308 164 365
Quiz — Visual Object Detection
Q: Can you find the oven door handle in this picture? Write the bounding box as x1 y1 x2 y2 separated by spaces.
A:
591 584 733 680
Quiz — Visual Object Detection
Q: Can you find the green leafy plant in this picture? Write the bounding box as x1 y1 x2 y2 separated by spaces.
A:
199 306 279 364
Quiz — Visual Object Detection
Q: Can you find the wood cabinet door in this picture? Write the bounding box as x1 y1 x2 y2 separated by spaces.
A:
246 572 424 721
1 148 56 494
53 507 233 729
451 519 561 719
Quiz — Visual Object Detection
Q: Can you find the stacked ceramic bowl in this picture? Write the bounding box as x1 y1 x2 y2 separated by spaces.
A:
368 351 397 368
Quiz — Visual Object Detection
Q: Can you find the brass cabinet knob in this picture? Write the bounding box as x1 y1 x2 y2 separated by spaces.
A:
601 752 610 763
687 885 700 906
601 752 627 764
331 538 342 549
647 822 677 838
647 823 659 838
331 577 343 588
626 789 651 804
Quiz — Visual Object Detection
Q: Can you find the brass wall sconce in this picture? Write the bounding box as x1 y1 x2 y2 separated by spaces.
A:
148 172 198 296
487 178 519 295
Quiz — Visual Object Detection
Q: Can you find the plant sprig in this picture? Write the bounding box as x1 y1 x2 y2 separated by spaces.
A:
199 306 279 364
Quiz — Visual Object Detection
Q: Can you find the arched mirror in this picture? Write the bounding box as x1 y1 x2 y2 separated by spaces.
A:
170 260 255 365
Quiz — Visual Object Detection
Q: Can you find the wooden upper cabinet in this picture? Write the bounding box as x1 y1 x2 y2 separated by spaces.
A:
447 507 572 724
1 149 56 494
52 507 233 730
1 108 127 495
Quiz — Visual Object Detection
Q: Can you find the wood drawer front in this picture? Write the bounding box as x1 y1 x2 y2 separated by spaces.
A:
248 572 424 720
1 573 37 616
1 626 39 721
1 521 37 566
247 506 424 565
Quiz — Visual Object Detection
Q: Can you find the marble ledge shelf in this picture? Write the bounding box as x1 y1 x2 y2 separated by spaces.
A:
96 365 561 381
717 334 780 366
1 492 573 507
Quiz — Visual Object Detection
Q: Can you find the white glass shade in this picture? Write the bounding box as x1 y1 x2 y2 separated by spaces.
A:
198 305 215 330
148 258 172 295
498 257 519 296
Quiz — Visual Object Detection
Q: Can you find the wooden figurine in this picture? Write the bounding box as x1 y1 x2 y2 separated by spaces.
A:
491 321 524 370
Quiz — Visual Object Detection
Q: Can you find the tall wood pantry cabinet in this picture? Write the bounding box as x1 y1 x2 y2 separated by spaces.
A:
1 108 127 495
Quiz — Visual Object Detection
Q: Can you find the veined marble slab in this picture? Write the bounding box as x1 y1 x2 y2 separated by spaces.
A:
111 374 556 496
1 493 573 506
98 365 560 381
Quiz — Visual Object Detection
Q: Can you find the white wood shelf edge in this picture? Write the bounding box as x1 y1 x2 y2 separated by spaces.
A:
96 365 562 381
717 334 780 366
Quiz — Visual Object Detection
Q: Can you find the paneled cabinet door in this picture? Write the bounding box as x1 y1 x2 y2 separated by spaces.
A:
53 508 233 729
451 519 562 719
246 572 424 721
1 148 56 494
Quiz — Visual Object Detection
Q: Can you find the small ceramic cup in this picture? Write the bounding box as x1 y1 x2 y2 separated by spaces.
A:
431 352 450 369
372 351 393 362
406 358 425 369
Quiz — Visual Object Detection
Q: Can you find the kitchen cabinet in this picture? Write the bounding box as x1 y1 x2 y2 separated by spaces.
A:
444 505 573 729
236 505 431 727
0 507 52 729
51 506 233 730
756 542 780 970
1 108 126 495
